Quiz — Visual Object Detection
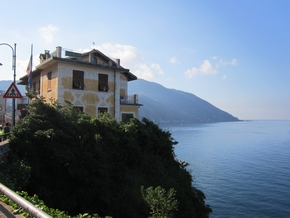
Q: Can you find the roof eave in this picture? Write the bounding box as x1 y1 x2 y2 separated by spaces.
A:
19 56 138 83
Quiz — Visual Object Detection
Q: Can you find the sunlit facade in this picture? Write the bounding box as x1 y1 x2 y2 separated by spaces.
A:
18 46 141 121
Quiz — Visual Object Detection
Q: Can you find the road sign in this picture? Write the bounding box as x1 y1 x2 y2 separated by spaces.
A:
3 83 23 98
65 51 82 58
17 96 29 104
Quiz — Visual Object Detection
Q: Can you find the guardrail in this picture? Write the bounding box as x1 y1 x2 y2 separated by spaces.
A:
0 183 52 218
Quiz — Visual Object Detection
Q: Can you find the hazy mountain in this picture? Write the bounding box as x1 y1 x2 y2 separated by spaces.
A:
129 79 240 123
0 80 26 94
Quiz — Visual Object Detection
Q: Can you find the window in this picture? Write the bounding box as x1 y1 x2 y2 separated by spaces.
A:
73 70 84 90
47 71 52 90
33 82 36 92
98 74 109 92
75 107 83 112
33 80 40 94
93 57 97 64
98 107 108 113
122 113 134 122
38 80 40 93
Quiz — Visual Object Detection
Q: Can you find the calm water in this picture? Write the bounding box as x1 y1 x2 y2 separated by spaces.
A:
161 120 290 218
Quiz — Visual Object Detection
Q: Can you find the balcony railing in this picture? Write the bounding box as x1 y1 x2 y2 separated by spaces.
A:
120 94 139 105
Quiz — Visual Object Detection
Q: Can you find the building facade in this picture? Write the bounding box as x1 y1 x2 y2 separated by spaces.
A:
18 46 141 122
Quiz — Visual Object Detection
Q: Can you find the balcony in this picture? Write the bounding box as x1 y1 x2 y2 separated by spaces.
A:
120 94 141 105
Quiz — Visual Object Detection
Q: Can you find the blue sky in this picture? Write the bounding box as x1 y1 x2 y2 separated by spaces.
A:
0 0 289 120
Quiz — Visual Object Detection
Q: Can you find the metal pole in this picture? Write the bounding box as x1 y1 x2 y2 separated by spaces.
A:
0 43 16 126
12 43 16 127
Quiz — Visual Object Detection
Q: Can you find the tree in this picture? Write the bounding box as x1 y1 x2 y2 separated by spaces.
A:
141 186 178 218
7 95 212 217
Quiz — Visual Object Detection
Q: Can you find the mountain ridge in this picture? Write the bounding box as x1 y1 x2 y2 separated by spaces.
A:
129 79 240 123
0 80 26 94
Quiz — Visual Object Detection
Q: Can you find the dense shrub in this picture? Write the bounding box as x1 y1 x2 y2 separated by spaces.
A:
6 96 211 217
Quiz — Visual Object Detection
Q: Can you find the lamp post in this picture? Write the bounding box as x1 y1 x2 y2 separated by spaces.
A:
0 43 16 126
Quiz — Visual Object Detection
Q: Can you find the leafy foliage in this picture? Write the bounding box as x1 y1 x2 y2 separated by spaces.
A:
6 95 212 217
141 186 178 218
0 160 31 190
0 191 110 218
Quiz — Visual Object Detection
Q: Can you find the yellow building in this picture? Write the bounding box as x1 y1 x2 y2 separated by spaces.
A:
18 46 142 122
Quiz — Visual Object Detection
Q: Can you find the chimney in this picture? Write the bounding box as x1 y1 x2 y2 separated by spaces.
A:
89 53 92 63
56 46 62 58
116 59 120 68
45 50 51 59
39 54 45 63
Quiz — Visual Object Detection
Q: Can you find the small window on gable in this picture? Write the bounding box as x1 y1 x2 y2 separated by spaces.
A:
98 74 109 92
47 71 52 90
93 57 97 64
73 70 84 90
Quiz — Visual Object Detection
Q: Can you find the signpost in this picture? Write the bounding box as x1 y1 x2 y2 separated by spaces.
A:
2 83 23 126
0 43 17 126
3 83 23 99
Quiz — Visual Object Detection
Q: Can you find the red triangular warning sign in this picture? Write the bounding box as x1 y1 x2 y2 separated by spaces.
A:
3 83 23 98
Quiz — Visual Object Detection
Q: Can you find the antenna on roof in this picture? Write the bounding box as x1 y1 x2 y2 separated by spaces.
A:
92 42 95 49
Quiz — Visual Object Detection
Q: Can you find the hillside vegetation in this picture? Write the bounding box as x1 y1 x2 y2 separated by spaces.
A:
3 95 212 217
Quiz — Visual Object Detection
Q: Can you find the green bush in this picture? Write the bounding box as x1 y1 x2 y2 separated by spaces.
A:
0 191 109 218
6 95 211 217
141 186 178 218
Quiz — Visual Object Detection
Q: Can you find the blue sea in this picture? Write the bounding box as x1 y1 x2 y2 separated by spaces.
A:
160 120 290 218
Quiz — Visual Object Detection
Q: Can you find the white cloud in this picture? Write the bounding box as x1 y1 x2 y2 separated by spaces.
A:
39 24 59 43
134 63 164 80
184 57 237 79
93 43 164 81
95 43 138 65
151 63 164 75
169 57 178 64
184 60 216 78
222 75 227 80
134 64 155 80
184 67 199 78
220 58 237 66
199 60 217 74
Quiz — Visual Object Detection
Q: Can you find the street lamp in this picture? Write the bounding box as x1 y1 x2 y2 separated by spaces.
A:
0 43 16 126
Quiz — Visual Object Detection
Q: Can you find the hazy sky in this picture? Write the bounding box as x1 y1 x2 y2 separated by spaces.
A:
0 0 289 120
